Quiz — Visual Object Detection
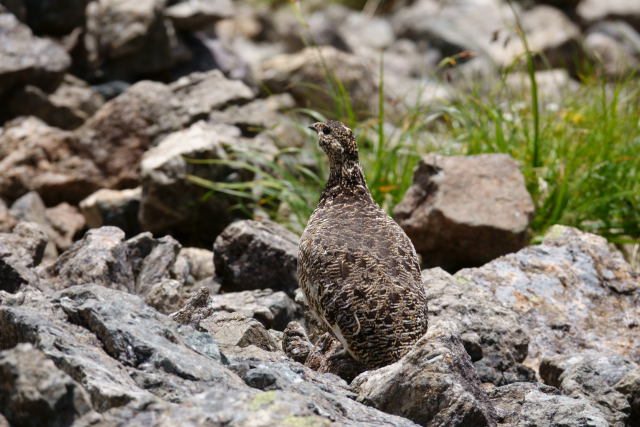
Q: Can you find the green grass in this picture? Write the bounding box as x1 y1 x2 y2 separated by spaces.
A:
188 3 640 259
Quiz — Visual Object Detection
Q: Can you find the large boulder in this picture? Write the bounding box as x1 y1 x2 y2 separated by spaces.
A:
394 153 534 272
0 12 70 98
540 351 640 426
456 225 640 369
213 219 299 295
352 320 497 426
424 268 535 385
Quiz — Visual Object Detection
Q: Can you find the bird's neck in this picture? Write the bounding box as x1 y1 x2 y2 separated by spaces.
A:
320 158 373 204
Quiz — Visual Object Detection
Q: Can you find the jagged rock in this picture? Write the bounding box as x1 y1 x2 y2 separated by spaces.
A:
353 319 496 426
213 219 299 295
0 222 47 292
456 225 640 369
5 74 104 129
424 268 535 385
394 153 534 272
488 382 609 426
164 0 233 30
79 187 142 236
170 287 212 327
577 0 640 29
225 360 418 426
0 12 70 98
83 0 178 80
0 284 243 409
201 312 281 361
44 227 186 303
209 289 300 331
139 122 255 244
540 351 639 426
102 361 418 426
0 117 102 205
0 343 93 427
256 46 378 118
585 21 640 78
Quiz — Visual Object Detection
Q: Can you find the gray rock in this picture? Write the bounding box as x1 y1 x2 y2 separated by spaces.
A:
83 0 178 80
394 153 534 272
456 225 640 369
5 74 104 129
0 12 70 98
213 219 299 295
44 227 186 302
540 351 639 426
0 343 93 427
0 222 47 292
0 117 102 205
257 46 378 119
352 320 497 426
139 122 254 243
164 0 233 30
226 359 419 426
45 226 131 291
585 21 640 78
577 0 640 29
0 199 15 233
201 312 281 359
209 288 300 331
488 382 609 426
0 284 245 409
424 268 535 385
79 187 142 237
393 0 580 69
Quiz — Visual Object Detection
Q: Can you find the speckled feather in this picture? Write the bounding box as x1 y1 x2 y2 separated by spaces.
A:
299 120 428 369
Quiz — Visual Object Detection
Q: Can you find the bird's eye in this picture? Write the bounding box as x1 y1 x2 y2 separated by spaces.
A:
322 126 331 135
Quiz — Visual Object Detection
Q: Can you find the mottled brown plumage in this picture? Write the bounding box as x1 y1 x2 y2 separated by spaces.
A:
298 120 428 369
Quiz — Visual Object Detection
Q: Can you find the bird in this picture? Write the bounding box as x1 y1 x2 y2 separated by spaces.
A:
298 120 428 369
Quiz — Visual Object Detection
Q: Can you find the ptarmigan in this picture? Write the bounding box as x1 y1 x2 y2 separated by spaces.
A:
299 120 428 369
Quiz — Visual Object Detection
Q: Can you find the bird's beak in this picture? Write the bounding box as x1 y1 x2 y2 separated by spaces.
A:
308 122 321 133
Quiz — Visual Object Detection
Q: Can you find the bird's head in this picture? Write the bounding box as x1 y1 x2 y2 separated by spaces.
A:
309 120 358 165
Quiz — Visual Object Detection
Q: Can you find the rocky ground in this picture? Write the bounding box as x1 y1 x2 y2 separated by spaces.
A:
1 0 639 426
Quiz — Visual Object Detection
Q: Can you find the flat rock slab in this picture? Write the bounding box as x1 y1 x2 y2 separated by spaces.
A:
395 153 534 272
